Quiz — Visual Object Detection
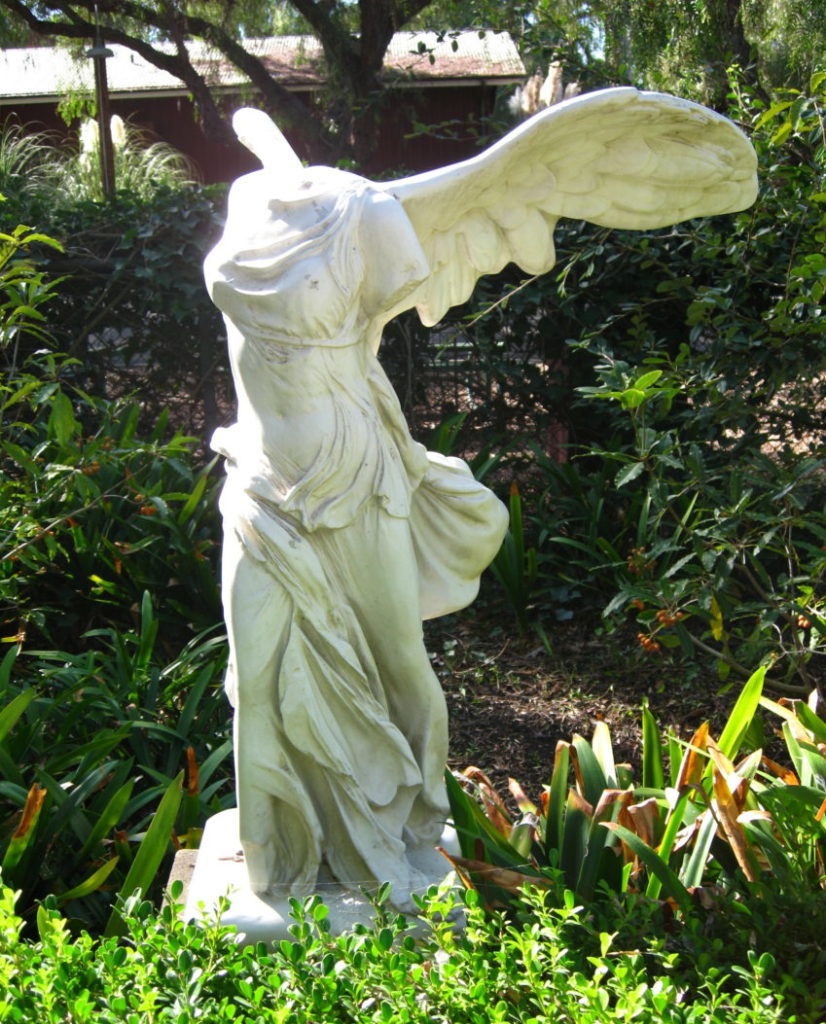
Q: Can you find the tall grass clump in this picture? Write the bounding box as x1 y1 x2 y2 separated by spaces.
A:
1 116 193 205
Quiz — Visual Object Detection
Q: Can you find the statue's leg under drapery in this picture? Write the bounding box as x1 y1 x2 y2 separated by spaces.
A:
220 495 449 897
309 500 450 845
220 527 323 895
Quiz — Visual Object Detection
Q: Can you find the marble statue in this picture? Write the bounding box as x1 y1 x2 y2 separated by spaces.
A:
200 88 757 919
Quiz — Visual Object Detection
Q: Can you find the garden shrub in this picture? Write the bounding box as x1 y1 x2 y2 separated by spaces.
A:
0 356 234 928
457 73 826 454
0 196 232 932
452 74 826 685
0 142 229 436
0 877 819 1024
1 350 222 648
447 668 826 1019
0 617 233 933
551 358 826 693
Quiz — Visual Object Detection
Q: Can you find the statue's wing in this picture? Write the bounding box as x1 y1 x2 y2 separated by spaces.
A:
378 88 758 326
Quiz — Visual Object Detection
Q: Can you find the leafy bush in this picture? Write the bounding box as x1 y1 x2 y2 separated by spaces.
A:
1 132 228 435
546 360 826 694
0 198 232 932
458 74 826 682
1 351 222 649
0 877 818 1024
0 604 232 933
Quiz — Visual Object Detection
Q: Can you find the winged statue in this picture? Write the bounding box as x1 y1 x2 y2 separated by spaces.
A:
194 89 757 927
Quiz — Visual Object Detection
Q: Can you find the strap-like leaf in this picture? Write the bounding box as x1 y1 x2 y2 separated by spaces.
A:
718 666 766 762
105 771 184 938
603 821 691 913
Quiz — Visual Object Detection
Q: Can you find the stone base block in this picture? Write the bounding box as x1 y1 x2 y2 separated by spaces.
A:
182 808 460 944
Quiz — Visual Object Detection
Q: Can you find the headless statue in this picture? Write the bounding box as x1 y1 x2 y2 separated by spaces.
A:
204 88 757 911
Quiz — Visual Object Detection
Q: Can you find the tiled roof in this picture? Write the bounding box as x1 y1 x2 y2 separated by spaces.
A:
0 31 524 102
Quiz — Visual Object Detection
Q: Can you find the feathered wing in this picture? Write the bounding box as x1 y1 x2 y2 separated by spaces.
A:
378 88 758 327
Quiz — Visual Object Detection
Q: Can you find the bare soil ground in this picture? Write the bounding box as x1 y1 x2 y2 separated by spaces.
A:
430 599 736 801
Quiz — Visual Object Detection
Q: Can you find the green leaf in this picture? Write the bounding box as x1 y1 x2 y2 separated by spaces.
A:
603 821 691 913
709 595 724 641
753 100 793 131
0 689 36 743
57 856 120 904
560 789 590 890
105 771 183 938
46 390 79 445
544 743 570 858
178 471 208 525
615 461 645 488
642 704 665 790
717 666 765 762
645 789 691 900
590 721 617 787
2 784 47 877
444 769 523 867
77 779 135 864
197 739 233 790
571 734 609 805
680 812 717 889
619 388 646 410
633 370 663 390
794 702 826 745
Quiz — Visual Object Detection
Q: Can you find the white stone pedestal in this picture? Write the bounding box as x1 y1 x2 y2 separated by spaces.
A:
183 809 460 944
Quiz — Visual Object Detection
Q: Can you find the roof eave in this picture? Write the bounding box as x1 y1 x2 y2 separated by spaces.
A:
0 75 522 106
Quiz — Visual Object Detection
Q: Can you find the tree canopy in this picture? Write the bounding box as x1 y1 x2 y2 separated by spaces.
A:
592 0 826 104
412 0 826 103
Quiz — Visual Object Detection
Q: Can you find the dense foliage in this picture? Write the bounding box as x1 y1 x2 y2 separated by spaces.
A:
0 20 825 1020
0 213 232 932
1 877 823 1023
0 127 228 436
435 75 826 695
447 667 826 909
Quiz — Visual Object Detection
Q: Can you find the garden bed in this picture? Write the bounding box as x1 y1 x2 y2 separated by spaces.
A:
432 603 737 798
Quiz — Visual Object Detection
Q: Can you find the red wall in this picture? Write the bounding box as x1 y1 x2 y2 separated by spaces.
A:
2 83 502 184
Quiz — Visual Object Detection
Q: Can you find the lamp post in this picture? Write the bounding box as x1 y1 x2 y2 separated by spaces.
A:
86 7 115 197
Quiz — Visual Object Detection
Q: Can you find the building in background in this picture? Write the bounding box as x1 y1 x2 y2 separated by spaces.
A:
0 32 525 181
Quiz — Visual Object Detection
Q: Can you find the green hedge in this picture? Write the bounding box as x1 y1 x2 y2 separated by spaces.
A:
1 879 821 1024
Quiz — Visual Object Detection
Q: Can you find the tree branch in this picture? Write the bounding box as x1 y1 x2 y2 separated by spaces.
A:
90 0 334 152
1 0 238 144
0 0 337 157
1 0 435 160
392 0 437 29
